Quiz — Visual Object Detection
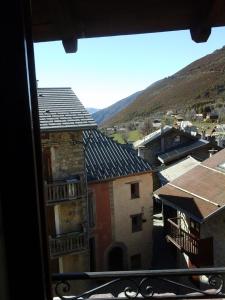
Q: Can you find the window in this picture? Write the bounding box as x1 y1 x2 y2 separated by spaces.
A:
190 218 200 237
174 135 180 143
131 214 142 232
130 254 142 270
131 182 140 199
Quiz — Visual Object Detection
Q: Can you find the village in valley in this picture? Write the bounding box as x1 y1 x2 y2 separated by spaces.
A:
39 85 225 296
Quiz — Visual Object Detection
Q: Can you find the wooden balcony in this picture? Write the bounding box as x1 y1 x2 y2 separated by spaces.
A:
166 218 199 255
49 232 87 257
45 178 85 204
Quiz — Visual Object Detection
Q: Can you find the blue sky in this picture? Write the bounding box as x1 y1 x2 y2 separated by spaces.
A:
34 27 225 109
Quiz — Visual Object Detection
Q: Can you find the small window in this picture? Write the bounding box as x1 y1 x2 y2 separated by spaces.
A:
130 254 142 270
131 182 140 199
190 218 200 238
174 135 180 143
131 214 142 232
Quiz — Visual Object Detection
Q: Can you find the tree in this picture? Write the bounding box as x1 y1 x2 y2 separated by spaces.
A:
140 119 153 136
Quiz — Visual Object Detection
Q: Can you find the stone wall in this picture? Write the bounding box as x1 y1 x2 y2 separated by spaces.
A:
41 130 89 275
201 212 225 267
42 131 84 180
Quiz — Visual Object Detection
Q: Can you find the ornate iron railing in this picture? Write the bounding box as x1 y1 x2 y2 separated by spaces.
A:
49 232 86 257
166 218 199 255
45 178 84 204
52 268 225 299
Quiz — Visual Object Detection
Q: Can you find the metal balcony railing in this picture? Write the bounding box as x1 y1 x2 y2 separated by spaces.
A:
49 232 86 257
45 178 84 204
52 268 225 299
166 217 199 255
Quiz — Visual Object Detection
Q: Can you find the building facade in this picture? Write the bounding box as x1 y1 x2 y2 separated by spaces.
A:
154 149 225 270
84 129 153 271
38 87 96 278
134 126 220 166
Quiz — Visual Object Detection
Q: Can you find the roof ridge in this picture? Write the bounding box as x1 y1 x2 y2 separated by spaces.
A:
38 87 72 89
168 182 220 207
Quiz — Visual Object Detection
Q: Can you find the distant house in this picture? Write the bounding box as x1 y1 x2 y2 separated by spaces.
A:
154 149 225 270
213 124 225 147
195 113 204 121
174 115 184 126
133 126 219 167
205 111 219 122
84 129 153 271
180 121 198 136
166 110 174 116
152 119 162 128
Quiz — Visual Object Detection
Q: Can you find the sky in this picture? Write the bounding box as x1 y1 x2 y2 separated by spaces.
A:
34 27 225 109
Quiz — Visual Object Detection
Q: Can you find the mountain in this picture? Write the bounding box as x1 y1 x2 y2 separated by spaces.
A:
104 46 225 126
86 107 100 114
92 91 142 124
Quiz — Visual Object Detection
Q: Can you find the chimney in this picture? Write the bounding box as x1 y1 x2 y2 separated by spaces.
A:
208 148 218 157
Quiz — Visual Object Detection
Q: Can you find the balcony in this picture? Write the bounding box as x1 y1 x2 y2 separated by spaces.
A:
49 232 86 257
45 178 84 204
52 268 225 299
166 217 199 255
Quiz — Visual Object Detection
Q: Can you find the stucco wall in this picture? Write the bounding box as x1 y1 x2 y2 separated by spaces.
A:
112 173 153 269
89 181 113 271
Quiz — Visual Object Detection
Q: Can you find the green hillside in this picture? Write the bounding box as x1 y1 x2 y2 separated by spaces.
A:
103 46 225 126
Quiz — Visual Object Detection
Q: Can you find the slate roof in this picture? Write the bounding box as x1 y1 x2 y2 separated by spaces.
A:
157 139 209 164
158 156 200 184
83 129 152 182
38 87 97 131
133 126 172 149
154 149 225 222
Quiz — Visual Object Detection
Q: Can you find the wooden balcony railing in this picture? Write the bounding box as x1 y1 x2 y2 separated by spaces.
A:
49 232 86 257
166 218 199 255
45 178 84 204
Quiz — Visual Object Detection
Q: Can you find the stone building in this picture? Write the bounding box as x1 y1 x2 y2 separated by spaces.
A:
134 125 220 167
84 129 153 271
38 87 96 275
154 148 225 269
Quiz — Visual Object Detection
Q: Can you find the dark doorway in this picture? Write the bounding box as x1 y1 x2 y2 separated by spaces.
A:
89 237 96 271
108 247 124 271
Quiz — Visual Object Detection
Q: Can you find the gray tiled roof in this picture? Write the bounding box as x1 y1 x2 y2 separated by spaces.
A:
133 126 172 149
84 129 152 182
38 87 97 131
158 139 209 164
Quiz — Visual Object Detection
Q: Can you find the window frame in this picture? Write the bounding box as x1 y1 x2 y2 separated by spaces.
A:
131 213 143 232
130 182 140 199
5 3 225 300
